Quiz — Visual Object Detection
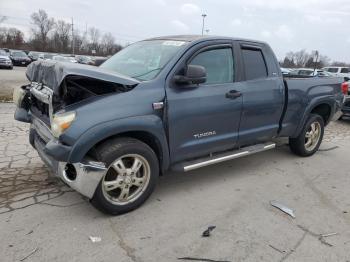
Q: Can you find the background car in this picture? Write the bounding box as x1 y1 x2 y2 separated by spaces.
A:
0 49 13 69
9 50 31 66
28 51 45 61
75 55 94 65
43 53 57 60
289 68 333 77
322 66 350 77
92 56 108 66
52 55 77 63
280 67 291 76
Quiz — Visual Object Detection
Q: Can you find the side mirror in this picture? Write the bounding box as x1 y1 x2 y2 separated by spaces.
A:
174 65 206 85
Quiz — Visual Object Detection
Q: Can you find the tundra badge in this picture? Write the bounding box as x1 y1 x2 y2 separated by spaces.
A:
194 131 216 139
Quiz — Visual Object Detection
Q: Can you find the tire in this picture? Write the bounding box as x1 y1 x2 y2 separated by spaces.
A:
289 114 324 157
91 137 159 215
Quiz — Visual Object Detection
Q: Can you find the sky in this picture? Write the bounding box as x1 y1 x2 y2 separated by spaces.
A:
1 0 350 61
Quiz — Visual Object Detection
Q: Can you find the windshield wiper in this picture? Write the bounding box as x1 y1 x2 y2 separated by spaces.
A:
131 67 163 79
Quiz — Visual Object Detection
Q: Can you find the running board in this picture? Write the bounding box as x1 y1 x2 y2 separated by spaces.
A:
173 142 276 172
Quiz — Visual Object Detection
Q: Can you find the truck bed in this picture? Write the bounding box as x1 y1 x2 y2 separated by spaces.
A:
280 76 344 137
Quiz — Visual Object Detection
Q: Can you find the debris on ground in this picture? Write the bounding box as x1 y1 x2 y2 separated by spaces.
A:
318 146 339 152
26 230 33 235
178 257 231 262
89 236 102 243
270 200 296 218
140 236 152 240
20 247 39 261
297 225 336 247
268 244 286 254
202 226 216 237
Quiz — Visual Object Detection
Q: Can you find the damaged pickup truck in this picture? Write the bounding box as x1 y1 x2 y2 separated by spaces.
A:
14 35 347 215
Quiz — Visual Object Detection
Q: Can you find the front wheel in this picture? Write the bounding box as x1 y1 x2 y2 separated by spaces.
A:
91 138 159 215
289 114 324 157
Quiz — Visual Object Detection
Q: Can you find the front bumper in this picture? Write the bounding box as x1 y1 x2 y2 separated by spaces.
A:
30 125 107 199
0 61 12 68
14 85 107 199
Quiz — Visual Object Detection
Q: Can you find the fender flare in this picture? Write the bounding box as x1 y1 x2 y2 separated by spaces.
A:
67 115 170 172
293 96 335 137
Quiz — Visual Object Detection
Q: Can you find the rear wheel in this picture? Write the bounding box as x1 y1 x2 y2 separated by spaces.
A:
289 114 324 157
91 138 159 215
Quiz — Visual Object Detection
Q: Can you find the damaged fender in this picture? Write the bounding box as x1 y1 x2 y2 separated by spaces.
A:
65 115 170 172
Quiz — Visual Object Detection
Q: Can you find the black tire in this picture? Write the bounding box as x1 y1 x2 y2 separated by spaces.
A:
91 137 159 215
289 114 324 157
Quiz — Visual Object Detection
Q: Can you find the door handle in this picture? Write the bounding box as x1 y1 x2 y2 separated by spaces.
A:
225 90 242 99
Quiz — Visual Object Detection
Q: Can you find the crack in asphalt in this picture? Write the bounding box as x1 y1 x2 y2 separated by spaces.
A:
109 218 139 262
279 231 307 262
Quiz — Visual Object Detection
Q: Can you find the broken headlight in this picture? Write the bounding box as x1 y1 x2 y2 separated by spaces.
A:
51 111 76 138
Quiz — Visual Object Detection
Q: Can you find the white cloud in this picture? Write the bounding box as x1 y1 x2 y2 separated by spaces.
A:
261 30 272 38
274 25 294 42
305 15 341 24
230 19 242 26
180 3 200 15
152 0 166 6
171 20 190 32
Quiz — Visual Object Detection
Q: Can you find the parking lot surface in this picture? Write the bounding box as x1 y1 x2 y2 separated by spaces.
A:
0 67 29 100
0 101 350 261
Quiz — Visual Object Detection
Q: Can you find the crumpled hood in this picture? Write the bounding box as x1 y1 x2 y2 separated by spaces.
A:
26 60 140 94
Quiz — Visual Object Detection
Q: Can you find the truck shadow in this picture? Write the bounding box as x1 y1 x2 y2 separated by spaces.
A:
153 145 293 200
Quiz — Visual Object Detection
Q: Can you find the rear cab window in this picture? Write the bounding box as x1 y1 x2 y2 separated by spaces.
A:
241 48 268 80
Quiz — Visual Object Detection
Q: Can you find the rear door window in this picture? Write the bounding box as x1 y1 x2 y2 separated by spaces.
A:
341 68 349 73
241 48 268 80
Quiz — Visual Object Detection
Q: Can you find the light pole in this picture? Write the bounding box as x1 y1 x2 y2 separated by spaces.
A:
201 14 207 35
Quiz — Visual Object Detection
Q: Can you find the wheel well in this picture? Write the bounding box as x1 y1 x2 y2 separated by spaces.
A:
311 104 331 124
88 131 164 173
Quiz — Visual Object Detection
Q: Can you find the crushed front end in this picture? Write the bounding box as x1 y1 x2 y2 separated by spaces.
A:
13 60 138 198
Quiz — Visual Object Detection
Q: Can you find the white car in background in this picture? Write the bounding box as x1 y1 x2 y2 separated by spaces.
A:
322 67 350 78
290 68 333 77
52 55 78 63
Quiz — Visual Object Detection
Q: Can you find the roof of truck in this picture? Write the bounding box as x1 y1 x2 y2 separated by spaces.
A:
146 35 266 44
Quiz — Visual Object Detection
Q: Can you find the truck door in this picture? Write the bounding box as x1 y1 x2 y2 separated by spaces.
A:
237 43 285 145
166 42 243 163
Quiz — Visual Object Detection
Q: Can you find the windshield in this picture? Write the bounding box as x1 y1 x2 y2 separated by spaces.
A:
12 51 27 57
0 50 7 56
101 40 188 81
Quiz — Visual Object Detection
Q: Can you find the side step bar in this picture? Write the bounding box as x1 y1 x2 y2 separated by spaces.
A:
173 142 276 172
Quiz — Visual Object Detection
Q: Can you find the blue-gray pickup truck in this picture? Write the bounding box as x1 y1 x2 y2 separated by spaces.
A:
13 35 348 214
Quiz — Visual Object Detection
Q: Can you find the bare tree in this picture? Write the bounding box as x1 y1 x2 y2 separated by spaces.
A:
52 20 71 52
30 9 55 51
101 32 115 54
88 27 101 53
0 27 25 49
281 50 331 69
293 50 310 67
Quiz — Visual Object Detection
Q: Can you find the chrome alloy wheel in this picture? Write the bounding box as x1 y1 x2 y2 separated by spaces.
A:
102 154 151 205
304 122 321 151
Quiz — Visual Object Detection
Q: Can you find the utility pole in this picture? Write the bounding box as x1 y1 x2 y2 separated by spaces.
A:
201 14 207 35
313 50 319 74
71 17 75 55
